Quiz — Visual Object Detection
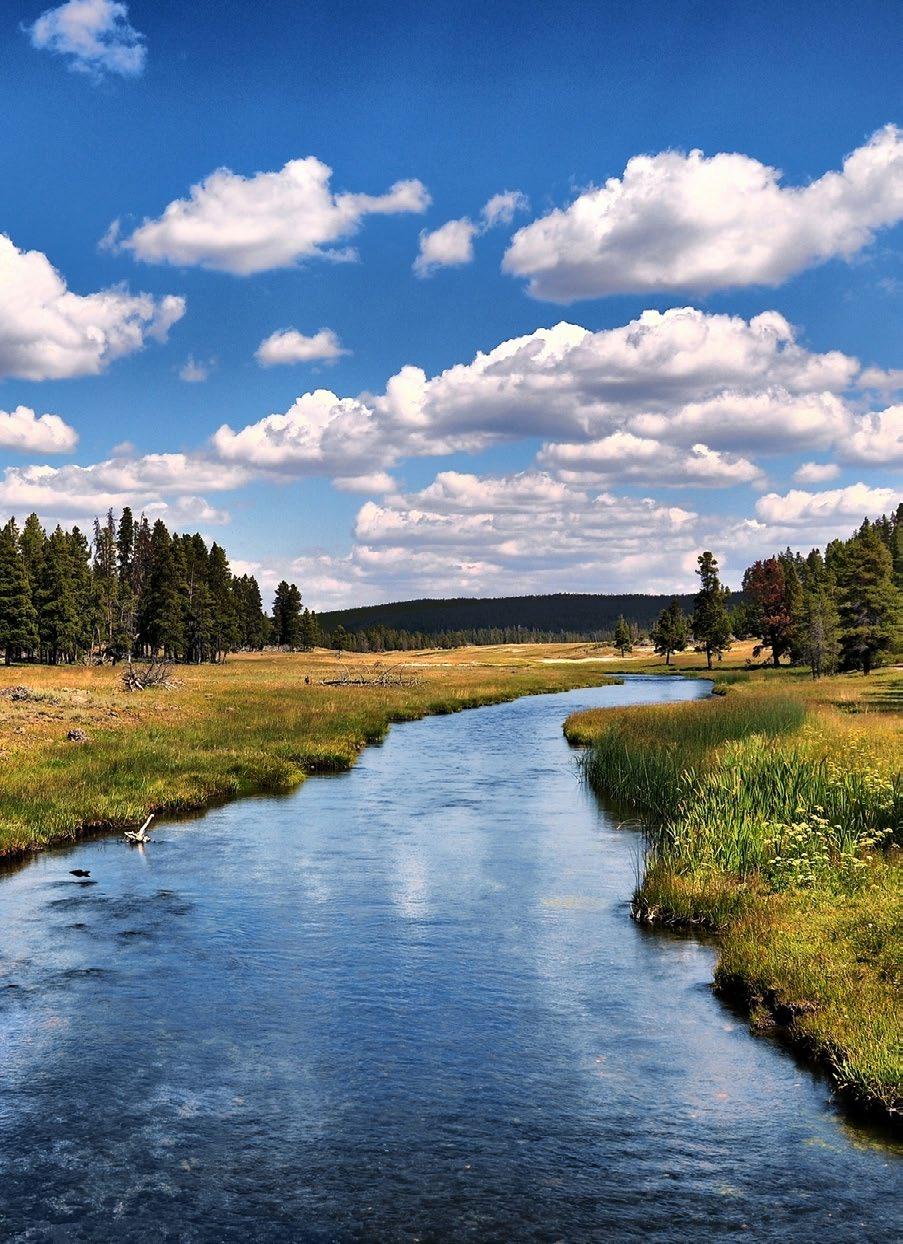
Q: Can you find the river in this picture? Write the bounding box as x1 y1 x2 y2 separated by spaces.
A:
0 675 899 1241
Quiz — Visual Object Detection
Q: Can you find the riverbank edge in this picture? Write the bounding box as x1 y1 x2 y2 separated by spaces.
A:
563 678 902 1127
1 671 622 869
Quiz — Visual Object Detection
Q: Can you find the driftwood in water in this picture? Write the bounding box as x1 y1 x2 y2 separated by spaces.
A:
124 813 154 844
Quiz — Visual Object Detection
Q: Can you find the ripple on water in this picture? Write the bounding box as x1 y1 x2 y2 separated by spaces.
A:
0 678 898 1243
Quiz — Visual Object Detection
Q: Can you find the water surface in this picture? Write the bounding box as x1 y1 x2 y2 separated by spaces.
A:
0 675 899 1241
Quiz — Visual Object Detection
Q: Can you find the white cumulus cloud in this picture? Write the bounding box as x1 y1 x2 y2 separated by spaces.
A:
348 471 702 599
538 435 763 487
843 405 903 466
255 328 348 367
414 218 479 277
0 234 184 381
0 406 78 454
209 307 876 488
629 389 852 452
112 158 430 275
213 389 385 476
26 0 145 78
793 462 841 484
414 189 528 277
376 308 857 448
0 451 248 532
504 126 903 300
756 482 899 529
332 472 397 494
859 366 903 392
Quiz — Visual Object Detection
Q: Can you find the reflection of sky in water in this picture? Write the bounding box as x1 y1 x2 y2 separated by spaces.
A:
0 677 899 1242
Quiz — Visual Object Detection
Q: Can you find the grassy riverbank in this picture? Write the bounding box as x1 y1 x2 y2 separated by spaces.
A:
0 644 617 861
565 657 902 1119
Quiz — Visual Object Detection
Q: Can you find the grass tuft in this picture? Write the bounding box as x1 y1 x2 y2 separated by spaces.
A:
567 666 902 1120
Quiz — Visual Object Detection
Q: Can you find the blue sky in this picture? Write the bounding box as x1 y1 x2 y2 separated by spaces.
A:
0 0 900 606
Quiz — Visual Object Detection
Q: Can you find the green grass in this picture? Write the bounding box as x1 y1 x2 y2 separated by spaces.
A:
566 670 902 1120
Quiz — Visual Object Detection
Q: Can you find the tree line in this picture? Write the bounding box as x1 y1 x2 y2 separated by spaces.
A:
317 591 711 640
640 506 902 675
0 509 316 665
0 504 899 670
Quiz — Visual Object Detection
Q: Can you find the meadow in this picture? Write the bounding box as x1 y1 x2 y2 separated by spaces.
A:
565 651 902 1120
0 644 615 861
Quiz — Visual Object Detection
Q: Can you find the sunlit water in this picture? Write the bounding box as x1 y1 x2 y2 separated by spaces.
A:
0 675 899 1241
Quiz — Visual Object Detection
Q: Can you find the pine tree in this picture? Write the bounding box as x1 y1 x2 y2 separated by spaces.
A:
0 520 39 664
613 614 633 656
330 623 352 651
836 525 902 674
117 507 135 580
207 542 238 661
891 502 903 592
69 527 97 660
93 509 119 655
299 607 318 650
692 551 732 670
273 581 303 648
796 554 845 681
232 575 267 650
38 527 81 664
650 599 689 666
184 577 214 663
141 521 185 658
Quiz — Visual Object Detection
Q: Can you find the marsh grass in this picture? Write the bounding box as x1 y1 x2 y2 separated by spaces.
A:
566 668 902 1118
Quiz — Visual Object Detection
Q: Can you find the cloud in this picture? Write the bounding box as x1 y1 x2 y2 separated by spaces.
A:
179 355 214 383
843 404 903 466
481 190 529 228
26 0 145 78
165 495 230 525
210 307 870 487
0 451 248 532
112 158 430 275
255 328 348 367
332 471 397 494
414 218 479 277
213 389 385 475
755 482 899 529
859 366 903 392
375 308 856 448
503 125 903 300
629 389 852 452
793 461 841 484
414 189 528 277
0 234 184 381
346 471 702 600
0 406 78 454
538 434 764 487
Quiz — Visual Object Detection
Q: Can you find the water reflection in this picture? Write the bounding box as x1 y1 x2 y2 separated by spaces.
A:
0 676 898 1242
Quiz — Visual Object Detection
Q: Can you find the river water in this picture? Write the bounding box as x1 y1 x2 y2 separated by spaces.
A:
0 675 898 1241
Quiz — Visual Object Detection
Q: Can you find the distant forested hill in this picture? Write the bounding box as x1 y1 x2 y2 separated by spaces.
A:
318 593 721 642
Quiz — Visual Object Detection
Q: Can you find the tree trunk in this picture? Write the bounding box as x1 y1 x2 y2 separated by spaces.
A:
706 647 713 670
